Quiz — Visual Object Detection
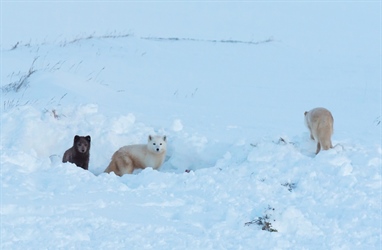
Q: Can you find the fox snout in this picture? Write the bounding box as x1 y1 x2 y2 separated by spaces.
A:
77 145 88 153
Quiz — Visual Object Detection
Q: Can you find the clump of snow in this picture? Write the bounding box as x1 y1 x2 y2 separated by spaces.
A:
111 114 136 134
172 119 183 132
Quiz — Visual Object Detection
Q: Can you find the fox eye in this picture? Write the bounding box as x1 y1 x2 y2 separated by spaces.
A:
153 143 156 145
160 143 162 145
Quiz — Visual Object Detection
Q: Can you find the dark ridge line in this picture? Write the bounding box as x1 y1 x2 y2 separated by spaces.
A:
6 34 273 50
67 33 132 45
141 36 274 45
6 33 133 50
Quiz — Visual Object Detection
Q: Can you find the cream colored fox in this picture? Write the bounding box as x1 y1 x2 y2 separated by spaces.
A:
304 107 334 154
104 135 167 176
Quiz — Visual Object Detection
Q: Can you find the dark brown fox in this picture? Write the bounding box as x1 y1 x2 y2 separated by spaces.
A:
63 135 91 170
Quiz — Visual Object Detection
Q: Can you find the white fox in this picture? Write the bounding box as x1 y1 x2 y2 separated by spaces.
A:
304 107 334 154
104 135 167 176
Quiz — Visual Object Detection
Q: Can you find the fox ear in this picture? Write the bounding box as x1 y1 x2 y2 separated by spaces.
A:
304 111 308 116
85 136 91 142
163 136 167 141
148 135 152 141
74 135 80 142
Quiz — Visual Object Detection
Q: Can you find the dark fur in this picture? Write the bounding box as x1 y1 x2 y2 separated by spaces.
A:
62 135 91 170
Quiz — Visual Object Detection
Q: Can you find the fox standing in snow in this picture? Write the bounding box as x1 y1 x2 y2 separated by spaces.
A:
104 135 167 176
304 107 334 154
63 135 91 170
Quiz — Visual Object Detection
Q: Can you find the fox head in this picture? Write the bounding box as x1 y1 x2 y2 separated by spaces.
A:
147 135 167 154
73 135 91 154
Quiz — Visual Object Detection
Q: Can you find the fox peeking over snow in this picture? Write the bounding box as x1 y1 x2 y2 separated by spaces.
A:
304 107 333 154
104 135 167 176
63 135 91 170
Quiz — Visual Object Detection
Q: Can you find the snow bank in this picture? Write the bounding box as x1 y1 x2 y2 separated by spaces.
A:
1 2 381 249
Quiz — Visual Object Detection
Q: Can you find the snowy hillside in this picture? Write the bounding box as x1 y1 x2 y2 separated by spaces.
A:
1 2 381 249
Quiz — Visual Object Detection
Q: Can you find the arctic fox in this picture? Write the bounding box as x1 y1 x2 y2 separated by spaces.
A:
304 107 334 154
104 135 167 176
62 135 91 170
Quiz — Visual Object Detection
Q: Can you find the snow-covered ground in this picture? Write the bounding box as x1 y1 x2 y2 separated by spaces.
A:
1 2 381 249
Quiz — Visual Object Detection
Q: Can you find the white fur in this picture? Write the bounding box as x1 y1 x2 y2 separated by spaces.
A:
104 135 167 176
304 107 334 154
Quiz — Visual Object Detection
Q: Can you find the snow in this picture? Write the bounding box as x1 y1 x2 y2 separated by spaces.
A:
1 1 381 249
